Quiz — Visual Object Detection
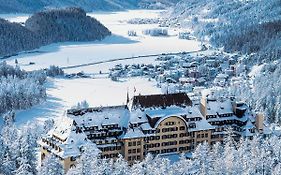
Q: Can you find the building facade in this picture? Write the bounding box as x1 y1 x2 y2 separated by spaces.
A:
39 92 268 171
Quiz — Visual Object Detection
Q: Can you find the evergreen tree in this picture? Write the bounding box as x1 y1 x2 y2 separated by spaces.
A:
40 154 64 175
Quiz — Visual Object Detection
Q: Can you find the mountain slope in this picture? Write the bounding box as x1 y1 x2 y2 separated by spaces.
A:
0 18 40 57
0 0 180 13
169 0 281 64
0 0 137 13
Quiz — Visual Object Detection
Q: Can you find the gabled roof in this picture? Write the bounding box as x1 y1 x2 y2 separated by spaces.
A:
131 93 192 109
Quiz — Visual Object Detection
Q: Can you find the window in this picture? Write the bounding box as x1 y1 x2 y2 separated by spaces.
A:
70 156 76 161
180 126 185 130
128 142 132 147
137 141 141 145
137 148 141 153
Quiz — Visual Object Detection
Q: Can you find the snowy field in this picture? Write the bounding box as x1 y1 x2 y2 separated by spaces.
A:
0 77 161 125
2 10 200 72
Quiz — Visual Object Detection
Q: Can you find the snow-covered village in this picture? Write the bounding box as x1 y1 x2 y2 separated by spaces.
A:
1 1 281 175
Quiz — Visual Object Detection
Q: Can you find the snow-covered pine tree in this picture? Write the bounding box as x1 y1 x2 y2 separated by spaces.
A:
17 128 37 174
67 143 100 175
192 142 212 174
2 110 15 126
15 158 33 175
39 154 64 175
112 155 129 175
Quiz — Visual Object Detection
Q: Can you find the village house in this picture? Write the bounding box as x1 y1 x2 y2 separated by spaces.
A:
39 92 269 172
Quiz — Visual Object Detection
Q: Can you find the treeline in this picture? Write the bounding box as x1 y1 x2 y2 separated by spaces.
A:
0 62 64 114
67 135 281 175
171 0 281 65
0 62 46 114
0 7 111 57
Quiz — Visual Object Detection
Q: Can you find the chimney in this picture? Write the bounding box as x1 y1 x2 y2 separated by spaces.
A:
200 96 207 118
255 113 264 132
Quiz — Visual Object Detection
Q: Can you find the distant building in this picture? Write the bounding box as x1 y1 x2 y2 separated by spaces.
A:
40 93 270 172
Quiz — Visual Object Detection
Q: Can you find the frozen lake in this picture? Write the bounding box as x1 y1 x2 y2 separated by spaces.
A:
2 10 200 73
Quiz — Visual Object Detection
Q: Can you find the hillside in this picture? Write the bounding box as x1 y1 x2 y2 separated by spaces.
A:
0 0 180 13
138 0 180 9
25 7 111 44
0 7 111 57
169 0 281 65
0 0 137 13
0 18 41 57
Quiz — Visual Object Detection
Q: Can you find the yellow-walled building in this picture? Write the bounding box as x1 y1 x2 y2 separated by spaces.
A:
39 93 269 171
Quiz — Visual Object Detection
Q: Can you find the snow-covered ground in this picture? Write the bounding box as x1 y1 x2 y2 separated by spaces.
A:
2 10 200 72
0 77 161 126
0 10 201 126
0 13 30 22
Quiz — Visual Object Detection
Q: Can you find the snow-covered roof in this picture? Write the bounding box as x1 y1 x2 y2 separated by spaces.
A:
42 116 94 159
244 120 255 129
129 109 147 124
123 128 144 139
145 106 190 119
140 122 153 130
206 99 233 116
67 105 129 129
51 116 76 141
189 119 214 132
